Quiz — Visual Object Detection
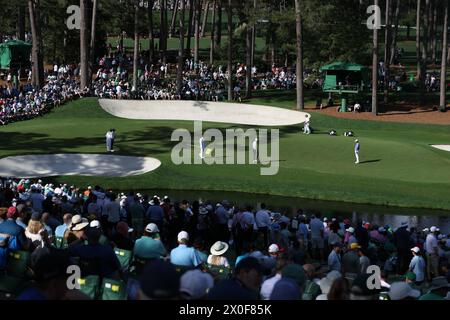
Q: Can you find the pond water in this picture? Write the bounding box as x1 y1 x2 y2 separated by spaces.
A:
137 189 450 234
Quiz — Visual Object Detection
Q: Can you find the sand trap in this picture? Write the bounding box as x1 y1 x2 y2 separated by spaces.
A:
431 145 450 152
0 154 161 178
99 99 309 126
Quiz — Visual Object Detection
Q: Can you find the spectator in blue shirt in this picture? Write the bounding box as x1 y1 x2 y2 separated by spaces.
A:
170 231 202 268
146 197 164 229
0 206 27 249
328 242 342 272
55 213 72 238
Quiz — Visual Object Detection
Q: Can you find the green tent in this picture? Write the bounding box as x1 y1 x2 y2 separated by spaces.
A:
0 40 32 70
320 61 369 93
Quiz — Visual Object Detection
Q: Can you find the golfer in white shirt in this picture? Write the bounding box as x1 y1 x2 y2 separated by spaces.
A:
252 137 258 163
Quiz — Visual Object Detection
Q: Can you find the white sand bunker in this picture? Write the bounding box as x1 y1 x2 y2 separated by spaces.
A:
431 145 450 152
0 154 161 178
99 99 309 126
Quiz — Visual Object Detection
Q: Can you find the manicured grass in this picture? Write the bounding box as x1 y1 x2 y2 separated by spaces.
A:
1 96 450 211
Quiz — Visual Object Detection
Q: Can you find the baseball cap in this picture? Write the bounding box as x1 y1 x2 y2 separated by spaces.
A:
411 246 420 254
180 270 214 300
145 223 159 233
90 220 101 229
430 226 437 232
404 272 416 281
268 244 280 253
346 227 355 233
139 259 180 299
349 243 361 250
388 282 420 300
177 231 189 242
7 206 17 219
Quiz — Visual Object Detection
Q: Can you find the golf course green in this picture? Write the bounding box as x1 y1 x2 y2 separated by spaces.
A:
1 94 449 211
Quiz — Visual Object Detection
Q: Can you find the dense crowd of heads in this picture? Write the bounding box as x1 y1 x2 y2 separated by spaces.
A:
0 178 449 300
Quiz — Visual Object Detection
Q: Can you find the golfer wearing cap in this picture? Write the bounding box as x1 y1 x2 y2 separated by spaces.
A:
354 139 360 164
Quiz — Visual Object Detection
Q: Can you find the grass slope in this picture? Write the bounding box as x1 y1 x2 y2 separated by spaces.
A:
1 96 449 210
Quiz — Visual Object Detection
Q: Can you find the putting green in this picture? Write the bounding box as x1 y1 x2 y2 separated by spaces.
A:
0 97 449 210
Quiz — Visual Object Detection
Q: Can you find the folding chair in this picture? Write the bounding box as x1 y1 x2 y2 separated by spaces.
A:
7 251 30 279
114 249 133 273
100 278 127 300
204 264 231 281
77 275 101 300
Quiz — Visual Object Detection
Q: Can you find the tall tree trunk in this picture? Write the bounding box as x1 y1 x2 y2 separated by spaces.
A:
210 0 216 64
245 2 252 99
186 0 194 55
420 0 429 104
251 0 256 69
427 0 433 56
170 0 179 38
372 0 379 115
133 1 139 91
384 0 391 105
294 0 304 111
194 0 201 67
227 0 232 101
389 0 400 65
90 0 98 81
416 0 422 78
201 1 210 37
18 4 26 41
161 0 167 63
177 0 185 94
431 0 437 65
440 0 448 111
215 0 222 48
148 0 155 62
80 0 89 89
28 0 43 89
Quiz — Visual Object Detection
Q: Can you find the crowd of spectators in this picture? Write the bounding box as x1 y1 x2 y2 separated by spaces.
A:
0 178 449 300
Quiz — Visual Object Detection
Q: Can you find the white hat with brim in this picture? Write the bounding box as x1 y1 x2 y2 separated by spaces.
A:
210 241 229 256
320 271 342 294
388 282 421 300
72 221 89 231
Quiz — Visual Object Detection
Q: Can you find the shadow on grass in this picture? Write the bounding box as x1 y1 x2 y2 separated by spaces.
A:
359 159 382 164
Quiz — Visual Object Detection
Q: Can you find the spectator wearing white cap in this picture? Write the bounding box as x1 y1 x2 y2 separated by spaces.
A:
134 223 166 259
180 269 214 300
408 247 426 284
170 231 202 268
345 227 357 246
426 226 440 280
